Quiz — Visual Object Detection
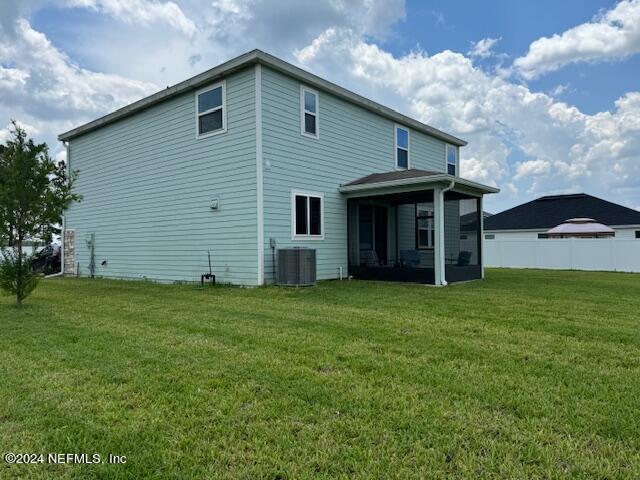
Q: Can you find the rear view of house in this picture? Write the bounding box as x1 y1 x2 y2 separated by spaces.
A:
59 50 498 286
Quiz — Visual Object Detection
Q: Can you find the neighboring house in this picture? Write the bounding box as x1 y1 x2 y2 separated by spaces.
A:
484 193 640 240
58 50 498 286
484 193 640 273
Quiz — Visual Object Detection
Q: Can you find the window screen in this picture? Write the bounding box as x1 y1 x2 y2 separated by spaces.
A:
446 144 457 175
197 85 224 136
302 88 318 137
396 127 409 169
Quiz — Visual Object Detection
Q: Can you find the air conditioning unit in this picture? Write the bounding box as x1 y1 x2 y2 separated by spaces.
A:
277 248 316 286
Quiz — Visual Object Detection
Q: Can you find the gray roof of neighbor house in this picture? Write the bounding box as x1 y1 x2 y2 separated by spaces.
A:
485 193 640 231
58 50 467 146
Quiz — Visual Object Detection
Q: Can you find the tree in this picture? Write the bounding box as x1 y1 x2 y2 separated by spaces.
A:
0 121 80 306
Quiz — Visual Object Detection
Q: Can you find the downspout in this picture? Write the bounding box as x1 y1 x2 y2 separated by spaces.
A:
439 179 455 286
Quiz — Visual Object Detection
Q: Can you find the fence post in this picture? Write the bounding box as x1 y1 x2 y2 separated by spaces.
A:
569 237 575 270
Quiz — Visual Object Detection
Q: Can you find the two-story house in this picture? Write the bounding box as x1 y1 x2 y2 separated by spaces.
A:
58 50 498 286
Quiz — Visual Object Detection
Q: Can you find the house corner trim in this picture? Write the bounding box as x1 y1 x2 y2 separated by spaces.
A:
255 63 265 285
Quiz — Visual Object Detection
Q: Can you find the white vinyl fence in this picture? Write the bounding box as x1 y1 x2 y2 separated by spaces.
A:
0 246 35 260
484 238 640 273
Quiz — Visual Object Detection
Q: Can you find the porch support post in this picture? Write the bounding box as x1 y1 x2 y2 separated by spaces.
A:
433 186 446 286
479 196 485 279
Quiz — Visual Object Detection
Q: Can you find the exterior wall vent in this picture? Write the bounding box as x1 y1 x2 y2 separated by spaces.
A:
277 248 316 286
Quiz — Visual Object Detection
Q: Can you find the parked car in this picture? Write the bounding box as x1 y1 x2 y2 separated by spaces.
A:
31 244 61 274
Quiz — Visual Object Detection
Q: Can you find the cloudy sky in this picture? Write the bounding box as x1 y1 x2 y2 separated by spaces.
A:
1 0 639 212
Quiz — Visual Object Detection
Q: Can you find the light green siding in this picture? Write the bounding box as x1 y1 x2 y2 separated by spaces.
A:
261 67 449 282
65 67 258 284
64 62 458 286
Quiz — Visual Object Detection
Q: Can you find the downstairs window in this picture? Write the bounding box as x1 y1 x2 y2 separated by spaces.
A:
292 192 324 239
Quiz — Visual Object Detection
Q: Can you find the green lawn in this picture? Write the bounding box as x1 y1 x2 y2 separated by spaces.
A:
1 269 639 479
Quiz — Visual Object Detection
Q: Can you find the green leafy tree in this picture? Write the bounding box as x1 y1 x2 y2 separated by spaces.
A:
0 121 80 306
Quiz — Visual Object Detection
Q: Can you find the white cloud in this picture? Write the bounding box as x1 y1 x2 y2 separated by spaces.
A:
514 0 640 79
65 0 198 36
0 0 639 213
0 18 157 159
0 0 407 157
468 37 501 59
0 19 157 117
549 83 570 97
33 0 406 91
0 66 29 89
295 28 640 210
205 0 405 51
515 159 552 179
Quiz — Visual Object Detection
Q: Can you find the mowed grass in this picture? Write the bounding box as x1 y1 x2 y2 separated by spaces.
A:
1 269 639 479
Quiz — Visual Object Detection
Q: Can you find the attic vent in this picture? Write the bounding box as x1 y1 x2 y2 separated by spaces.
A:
277 248 316 286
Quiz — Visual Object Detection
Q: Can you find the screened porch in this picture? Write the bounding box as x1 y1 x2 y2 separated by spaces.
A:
340 170 498 285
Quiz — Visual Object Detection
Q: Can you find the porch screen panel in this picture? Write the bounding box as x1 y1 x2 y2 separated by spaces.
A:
444 195 480 267
358 205 373 250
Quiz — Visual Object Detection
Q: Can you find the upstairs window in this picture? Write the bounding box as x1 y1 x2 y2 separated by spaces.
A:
416 203 434 249
292 191 323 239
635 230 640 239
301 87 319 138
196 82 226 138
446 144 458 175
396 126 409 169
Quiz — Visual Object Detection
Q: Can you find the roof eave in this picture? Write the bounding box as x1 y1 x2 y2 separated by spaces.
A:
58 49 467 146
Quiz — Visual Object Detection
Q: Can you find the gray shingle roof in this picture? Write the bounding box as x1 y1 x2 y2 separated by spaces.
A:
485 193 640 230
344 169 441 186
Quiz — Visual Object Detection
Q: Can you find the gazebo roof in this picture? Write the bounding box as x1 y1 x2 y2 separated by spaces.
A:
547 218 615 235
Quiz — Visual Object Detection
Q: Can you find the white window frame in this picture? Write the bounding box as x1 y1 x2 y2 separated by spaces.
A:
416 204 434 249
446 144 458 176
291 190 325 240
395 125 410 170
300 86 319 139
195 81 227 139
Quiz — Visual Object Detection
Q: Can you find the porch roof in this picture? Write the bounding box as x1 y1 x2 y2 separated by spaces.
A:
339 169 499 198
